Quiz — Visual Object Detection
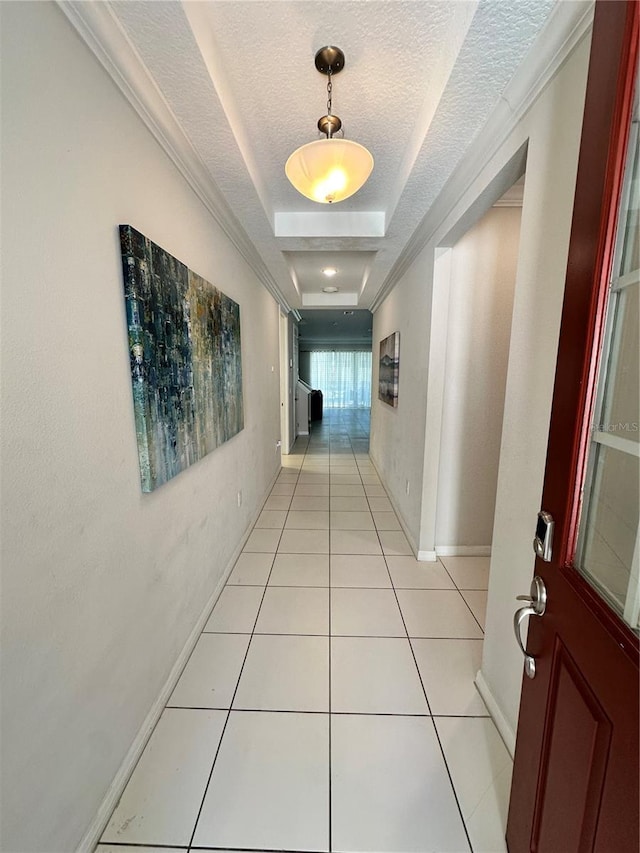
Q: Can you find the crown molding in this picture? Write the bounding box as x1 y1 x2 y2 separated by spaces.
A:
56 0 292 315
371 0 594 313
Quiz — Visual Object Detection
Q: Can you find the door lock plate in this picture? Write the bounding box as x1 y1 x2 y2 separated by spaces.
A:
533 511 554 562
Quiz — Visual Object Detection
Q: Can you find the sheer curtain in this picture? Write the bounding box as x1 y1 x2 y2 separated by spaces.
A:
310 351 372 408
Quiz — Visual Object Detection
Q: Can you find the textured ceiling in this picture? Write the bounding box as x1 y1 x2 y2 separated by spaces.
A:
110 0 557 310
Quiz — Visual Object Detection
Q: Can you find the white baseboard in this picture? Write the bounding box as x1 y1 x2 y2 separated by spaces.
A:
436 545 492 557
475 669 517 759
76 467 280 853
417 550 438 562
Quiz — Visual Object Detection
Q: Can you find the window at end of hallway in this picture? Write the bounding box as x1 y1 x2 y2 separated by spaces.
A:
310 351 372 409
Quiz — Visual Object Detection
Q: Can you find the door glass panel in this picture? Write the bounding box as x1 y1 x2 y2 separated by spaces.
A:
579 445 639 622
598 282 639 442
576 90 639 634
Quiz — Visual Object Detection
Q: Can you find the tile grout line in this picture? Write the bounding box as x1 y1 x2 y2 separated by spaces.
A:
378 532 476 853
186 456 303 851
441 562 487 636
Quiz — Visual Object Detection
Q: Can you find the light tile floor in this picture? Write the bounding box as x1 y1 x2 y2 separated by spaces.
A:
98 409 512 853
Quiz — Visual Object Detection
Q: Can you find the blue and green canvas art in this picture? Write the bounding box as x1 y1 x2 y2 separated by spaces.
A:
119 225 244 492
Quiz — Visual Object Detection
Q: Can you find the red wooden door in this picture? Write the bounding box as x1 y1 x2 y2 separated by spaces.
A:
506 2 639 851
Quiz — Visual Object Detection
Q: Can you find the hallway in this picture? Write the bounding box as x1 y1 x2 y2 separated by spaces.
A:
97 410 512 853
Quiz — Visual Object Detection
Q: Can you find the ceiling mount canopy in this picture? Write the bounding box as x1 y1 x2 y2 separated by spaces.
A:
285 46 374 205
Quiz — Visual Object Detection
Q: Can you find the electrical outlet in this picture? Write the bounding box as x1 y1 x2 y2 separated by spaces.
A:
405 479 410 495
237 490 242 507
276 440 282 450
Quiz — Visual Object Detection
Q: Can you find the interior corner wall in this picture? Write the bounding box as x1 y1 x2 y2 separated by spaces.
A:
298 350 311 384
370 262 432 550
0 4 281 852
370 30 591 741
435 206 521 550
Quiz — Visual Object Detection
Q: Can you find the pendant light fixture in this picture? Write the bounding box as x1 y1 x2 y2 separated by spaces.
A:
285 46 374 204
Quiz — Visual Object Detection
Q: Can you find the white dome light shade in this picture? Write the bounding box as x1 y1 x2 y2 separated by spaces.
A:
285 138 374 204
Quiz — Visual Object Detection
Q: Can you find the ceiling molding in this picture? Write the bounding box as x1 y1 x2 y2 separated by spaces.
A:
371 0 594 313
56 0 293 315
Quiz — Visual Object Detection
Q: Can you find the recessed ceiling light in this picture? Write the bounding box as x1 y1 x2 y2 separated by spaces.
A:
322 286 339 293
322 267 337 277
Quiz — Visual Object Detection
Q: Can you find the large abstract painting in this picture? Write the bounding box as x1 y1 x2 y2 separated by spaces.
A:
378 331 400 407
119 225 243 492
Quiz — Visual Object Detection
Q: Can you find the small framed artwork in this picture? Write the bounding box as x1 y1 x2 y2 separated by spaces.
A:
378 331 400 407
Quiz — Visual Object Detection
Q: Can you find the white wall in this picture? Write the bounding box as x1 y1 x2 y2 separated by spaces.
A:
435 206 521 550
0 4 281 851
371 30 591 743
370 267 430 549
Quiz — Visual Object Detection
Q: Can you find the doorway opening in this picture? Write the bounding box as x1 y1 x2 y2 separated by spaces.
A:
434 178 524 563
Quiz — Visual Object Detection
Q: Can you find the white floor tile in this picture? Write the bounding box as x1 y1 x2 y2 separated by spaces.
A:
204 586 264 633
462 590 488 630
279 528 329 554
263 494 292 511
396 590 484 638
332 637 428 714
291 495 330 511
233 635 329 711
243 528 281 553
294 483 330 496
330 496 370 512
286 510 330 529
372 511 401 530
330 530 382 555
412 639 488 716
367 496 394 512
270 483 295 496
331 588 405 637
192 711 329 851
255 586 329 635
281 458 302 469
255 510 287 529
169 634 250 709
360 474 381 485
101 709 226 846
276 474 299 485
331 715 470 853
378 530 413 556
227 552 274 586
386 556 455 589
364 484 387 497
435 717 512 853
330 511 375 530
331 484 366 497
331 474 363 485
269 553 329 587
441 555 491 589
330 554 390 588
298 473 330 484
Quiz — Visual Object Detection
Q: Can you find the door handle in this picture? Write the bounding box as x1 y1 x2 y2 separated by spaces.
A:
513 575 547 679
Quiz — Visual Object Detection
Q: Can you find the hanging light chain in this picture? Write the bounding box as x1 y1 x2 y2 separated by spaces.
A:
327 70 333 117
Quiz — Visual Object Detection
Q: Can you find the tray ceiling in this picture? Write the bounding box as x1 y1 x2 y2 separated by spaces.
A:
103 0 557 310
